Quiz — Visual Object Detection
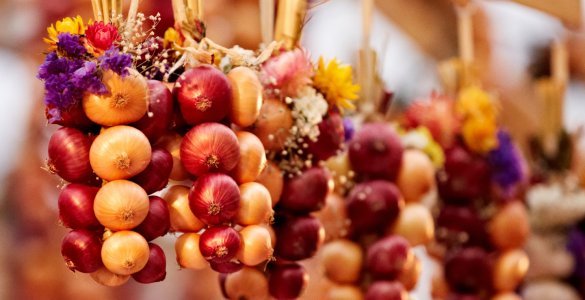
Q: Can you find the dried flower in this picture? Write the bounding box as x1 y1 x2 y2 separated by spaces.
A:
487 131 523 189
400 126 445 168
456 86 497 120
260 48 313 97
527 183 585 230
56 33 87 58
44 15 85 46
163 27 181 48
38 52 84 111
290 87 329 142
313 57 359 110
99 47 133 76
461 117 499 154
403 94 459 148
72 61 107 94
86 21 120 51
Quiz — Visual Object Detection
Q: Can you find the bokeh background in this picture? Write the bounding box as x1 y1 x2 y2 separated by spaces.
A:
0 0 584 299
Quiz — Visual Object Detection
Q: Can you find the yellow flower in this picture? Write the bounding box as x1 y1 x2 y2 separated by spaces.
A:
313 57 360 110
44 16 86 46
462 117 499 154
456 85 497 120
399 126 445 168
163 27 181 48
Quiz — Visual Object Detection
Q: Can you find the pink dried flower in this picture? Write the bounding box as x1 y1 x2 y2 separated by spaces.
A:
260 48 314 98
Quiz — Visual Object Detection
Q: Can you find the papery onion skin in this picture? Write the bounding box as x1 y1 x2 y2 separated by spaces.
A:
274 215 325 261
231 131 267 183
436 205 489 249
90 125 152 181
175 65 232 125
327 285 364 300
488 201 529 251
321 239 362 284
61 229 103 273
58 184 101 230
348 123 404 181
268 263 308 299
236 182 273 226
314 193 348 242
164 185 205 232
252 98 293 151
396 149 436 203
131 148 173 194
90 266 130 286
101 230 150 275
156 133 189 181
199 225 242 264
492 249 529 292
47 127 95 183
189 173 240 225
175 233 208 270
227 67 263 127
238 225 274 266
399 253 422 291
134 196 170 241
225 267 270 300
132 80 174 143
210 261 244 274
93 180 149 231
255 161 284 207
444 247 493 293
307 112 345 161
366 235 412 279
365 281 408 300
279 167 330 214
181 122 240 176
132 243 167 283
83 69 149 126
390 203 435 247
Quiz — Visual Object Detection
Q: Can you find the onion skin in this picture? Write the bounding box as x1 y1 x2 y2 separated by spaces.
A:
46 102 97 130
132 80 174 143
101 230 150 275
365 281 408 300
314 193 348 242
58 184 101 230
366 235 412 279
225 267 270 300
252 98 293 151
396 149 436 203
321 239 362 284
279 167 330 214
268 263 308 299
189 173 240 225
444 247 493 294
156 133 189 181
236 182 273 226
61 229 103 273
346 180 404 236
493 250 529 292
164 185 205 232
134 196 170 241
274 215 325 261
390 203 435 247
398 254 422 291
90 126 152 181
307 112 345 161
488 201 529 251
93 180 150 231
175 233 208 270
210 261 244 274
47 127 95 183
231 131 267 183
327 285 364 300
348 123 403 181
255 161 284 207
131 148 173 194
436 205 489 249
227 67 263 127
175 65 232 125
199 225 242 263
132 243 167 283
237 225 274 266
181 122 240 176
90 266 130 286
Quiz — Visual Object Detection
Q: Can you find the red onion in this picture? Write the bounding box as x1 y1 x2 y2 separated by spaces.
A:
46 102 97 130
268 263 308 299
346 180 403 235
444 247 493 293
189 173 240 225
210 260 244 274
365 281 408 300
219 273 229 298
181 123 240 176
279 167 330 214
134 196 170 241
132 80 174 143
47 127 95 183
366 235 411 279
199 225 242 263
274 215 325 261
131 148 173 194
61 229 102 273
446 294 482 300
307 112 345 161
132 243 167 283
174 65 232 125
436 205 489 249
348 122 403 181
58 183 101 230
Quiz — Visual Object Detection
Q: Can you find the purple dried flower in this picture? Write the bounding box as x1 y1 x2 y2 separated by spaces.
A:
487 130 523 189
37 52 84 110
73 61 107 94
99 47 132 76
343 117 354 141
56 33 87 58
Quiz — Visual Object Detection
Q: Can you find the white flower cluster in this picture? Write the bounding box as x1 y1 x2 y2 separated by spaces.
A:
527 181 585 230
290 86 328 142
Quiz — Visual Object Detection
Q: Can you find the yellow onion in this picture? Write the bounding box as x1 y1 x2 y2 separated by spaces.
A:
175 233 208 270
321 239 362 284
313 193 348 242
255 161 283 207
396 149 435 203
101 230 149 275
488 201 530 250
430 258 449 299
231 131 267 183
90 126 152 181
94 180 149 231
258 223 277 247
163 185 205 232
252 99 293 151
90 266 130 287
324 152 352 195
227 67 263 127
492 293 523 300
327 285 364 300
83 69 149 126
237 225 273 266
493 249 529 292
399 253 422 291
236 182 273 226
390 203 434 247
156 133 189 181
225 267 270 300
